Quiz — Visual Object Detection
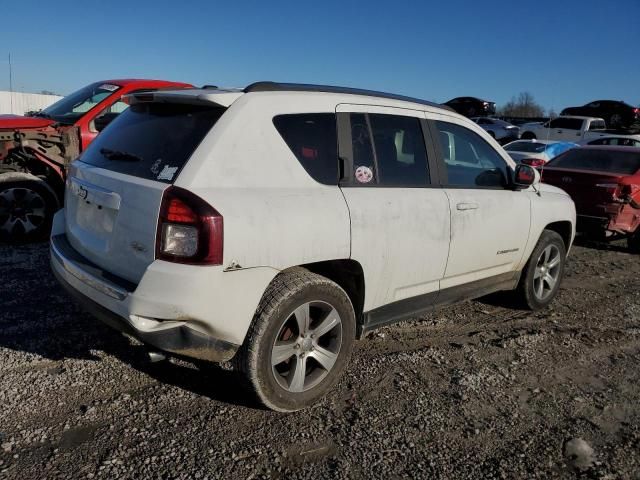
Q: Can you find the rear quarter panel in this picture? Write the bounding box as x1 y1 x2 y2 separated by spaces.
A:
175 93 351 271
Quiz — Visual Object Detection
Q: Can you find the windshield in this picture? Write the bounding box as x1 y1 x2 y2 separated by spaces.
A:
505 142 547 153
78 102 225 183
38 82 120 124
547 149 640 174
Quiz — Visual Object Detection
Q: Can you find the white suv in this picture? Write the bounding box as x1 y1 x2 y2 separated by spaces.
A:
50 82 576 411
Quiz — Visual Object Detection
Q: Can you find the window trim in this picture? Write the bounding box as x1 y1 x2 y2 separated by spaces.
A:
337 111 436 188
426 119 515 190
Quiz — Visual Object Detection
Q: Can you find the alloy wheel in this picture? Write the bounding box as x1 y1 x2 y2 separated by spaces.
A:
533 244 562 300
0 187 47 235
271 301 343 393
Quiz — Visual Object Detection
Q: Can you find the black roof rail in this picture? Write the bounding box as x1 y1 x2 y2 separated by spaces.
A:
243 81 453 111
202 85 219 89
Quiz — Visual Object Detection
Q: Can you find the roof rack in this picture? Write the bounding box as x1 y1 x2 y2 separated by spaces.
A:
243 81 452 111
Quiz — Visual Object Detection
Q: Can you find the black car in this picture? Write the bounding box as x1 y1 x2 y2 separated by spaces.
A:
443 97 496 117
560 100 639 129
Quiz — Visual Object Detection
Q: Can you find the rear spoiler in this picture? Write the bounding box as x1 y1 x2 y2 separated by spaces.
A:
124 88 244 108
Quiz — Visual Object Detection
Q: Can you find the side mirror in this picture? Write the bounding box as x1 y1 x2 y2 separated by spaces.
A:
514 164 540 188
93 112 119 132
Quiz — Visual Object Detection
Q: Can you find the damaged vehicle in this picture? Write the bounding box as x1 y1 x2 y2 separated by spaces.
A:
51 82 576 411
0 79 191 242
542 146 640 252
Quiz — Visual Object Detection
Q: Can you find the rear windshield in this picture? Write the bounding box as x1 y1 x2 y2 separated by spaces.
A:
547 149 640 174
505 142 547 153
79 103 224 183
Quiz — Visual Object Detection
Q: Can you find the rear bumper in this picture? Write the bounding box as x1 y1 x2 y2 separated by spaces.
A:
52 262 239 362
50 210 279 363
51 234 240 362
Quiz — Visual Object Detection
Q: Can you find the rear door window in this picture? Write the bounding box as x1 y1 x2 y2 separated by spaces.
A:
273 113 338 185
343 113 430 187
79 103 224 183
548 149 640 174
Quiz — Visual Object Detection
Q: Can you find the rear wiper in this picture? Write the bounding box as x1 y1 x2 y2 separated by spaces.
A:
32 111 51 119
99 148 142 162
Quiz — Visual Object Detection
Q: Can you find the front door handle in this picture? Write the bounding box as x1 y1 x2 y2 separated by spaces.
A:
456 202 479 211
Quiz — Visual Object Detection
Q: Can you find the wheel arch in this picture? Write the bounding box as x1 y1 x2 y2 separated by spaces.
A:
0 171 61 209
544 220 573 251
285 259 366 326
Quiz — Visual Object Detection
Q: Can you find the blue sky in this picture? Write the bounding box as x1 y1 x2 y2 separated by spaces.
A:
1 0 638 112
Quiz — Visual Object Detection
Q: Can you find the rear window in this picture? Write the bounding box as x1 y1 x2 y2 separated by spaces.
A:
547 149 640 174
505 142 547 153
79 103 224 183
273 113 338 185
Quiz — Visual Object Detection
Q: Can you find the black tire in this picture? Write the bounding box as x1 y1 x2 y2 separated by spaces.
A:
627 230 640 253
233 269 356 412
609 114 623 129
521 132 536 140
0 177 57 243
515 230 567 310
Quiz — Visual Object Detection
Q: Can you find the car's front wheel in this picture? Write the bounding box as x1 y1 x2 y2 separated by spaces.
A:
515 230 567 310
234 269 356 412
0 176 57 243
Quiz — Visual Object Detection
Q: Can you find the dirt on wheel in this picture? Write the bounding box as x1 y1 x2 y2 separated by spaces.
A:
0 239 639 479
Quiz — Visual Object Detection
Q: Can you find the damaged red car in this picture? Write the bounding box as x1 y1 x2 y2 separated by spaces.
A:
0 79 192 242
542 146 640 252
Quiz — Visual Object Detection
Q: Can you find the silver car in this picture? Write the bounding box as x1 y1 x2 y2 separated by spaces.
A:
471 117 520 144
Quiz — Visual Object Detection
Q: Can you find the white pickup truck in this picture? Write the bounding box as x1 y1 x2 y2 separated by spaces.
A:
520 116 640 142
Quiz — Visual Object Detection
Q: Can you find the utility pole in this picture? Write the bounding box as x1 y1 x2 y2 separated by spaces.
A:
8 53 14 114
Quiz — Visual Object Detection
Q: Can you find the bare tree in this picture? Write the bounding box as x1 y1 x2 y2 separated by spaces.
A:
498 92 545 118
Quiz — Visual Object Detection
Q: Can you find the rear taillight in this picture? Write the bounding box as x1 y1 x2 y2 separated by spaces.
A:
634 108 640 118
156 187 223 265
521 158 546 167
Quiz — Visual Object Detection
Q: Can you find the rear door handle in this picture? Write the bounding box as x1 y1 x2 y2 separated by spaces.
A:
456 202 479 211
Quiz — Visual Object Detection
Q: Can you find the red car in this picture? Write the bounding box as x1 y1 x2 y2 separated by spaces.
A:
542 146 640 252
0 79 192 241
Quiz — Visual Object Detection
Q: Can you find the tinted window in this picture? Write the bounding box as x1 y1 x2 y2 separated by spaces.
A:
589 120 606 130
589 138 640 147
551 118 584 130
80 103 224 183
273 113 338 185
369 114 429 186
345 113 430 187
505 141 548 153
548 149 640 174
435 121 509 187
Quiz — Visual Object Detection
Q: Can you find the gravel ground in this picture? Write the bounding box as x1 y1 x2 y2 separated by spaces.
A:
1 239 639 479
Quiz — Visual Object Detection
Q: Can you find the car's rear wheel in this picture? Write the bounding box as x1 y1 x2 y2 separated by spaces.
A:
233 269 356 412
609 113 623 128
515 230 566 310
521 132 536 140
0 177 57 243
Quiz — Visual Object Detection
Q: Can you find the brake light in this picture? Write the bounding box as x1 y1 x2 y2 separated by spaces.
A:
521 158 546 167
156 187 223 265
